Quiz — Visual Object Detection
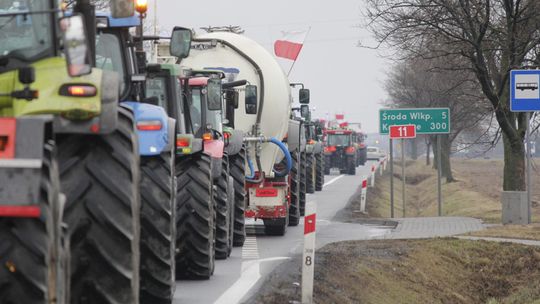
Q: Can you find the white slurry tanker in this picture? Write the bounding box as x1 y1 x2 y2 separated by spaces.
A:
181 30 296 235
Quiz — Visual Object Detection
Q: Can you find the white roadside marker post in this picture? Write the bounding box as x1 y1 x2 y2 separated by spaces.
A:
379 160 384 176
360 178 368 213
370 164 376 187
302 201 317 304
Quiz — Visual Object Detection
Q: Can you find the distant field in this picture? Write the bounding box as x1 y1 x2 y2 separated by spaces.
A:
347 158 540 224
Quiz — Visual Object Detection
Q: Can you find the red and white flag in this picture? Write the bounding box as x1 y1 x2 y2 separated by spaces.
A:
335 114 345 120
274 30 309 61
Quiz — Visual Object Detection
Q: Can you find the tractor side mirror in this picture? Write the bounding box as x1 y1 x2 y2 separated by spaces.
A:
226 90 239 109
111 0 135 18
170 27 192 59
299 88 310 104
245 85 258 115
59 14 91 77
300 105 310 119
207 78 222 111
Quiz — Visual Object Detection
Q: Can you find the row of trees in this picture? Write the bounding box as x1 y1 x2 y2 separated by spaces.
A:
365 0 540 190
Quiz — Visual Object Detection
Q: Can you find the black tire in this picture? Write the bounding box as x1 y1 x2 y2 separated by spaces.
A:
0 143 66 304
139 151 175 304
226 177 235 255
215 156 232 260
175 153 215 279
58 107 140 304
306 154 315 194
299 152 307 216
315 152 324 191
263 218 288 236
347 156 356 175
324 155 330 175
229 147 246 247
288 151 300 226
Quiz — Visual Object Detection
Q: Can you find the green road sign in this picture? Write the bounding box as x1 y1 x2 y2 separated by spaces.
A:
379 108 450 135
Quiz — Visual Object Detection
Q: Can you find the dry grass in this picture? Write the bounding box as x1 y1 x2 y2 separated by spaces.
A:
346 158 540 224
465 224 540 241
252 239 540 304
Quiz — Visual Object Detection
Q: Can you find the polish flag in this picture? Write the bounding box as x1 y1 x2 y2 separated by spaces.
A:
274 30 308 61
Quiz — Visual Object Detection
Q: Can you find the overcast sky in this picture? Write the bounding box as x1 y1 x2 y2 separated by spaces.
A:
151 0 389 133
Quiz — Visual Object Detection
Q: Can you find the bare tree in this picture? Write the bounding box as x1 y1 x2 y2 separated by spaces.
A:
367 0 540 191
385 55 490 181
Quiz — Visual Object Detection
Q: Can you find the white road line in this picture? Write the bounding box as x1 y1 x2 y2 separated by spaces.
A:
241 236 259 259
213 257 291 304
323 174 344 188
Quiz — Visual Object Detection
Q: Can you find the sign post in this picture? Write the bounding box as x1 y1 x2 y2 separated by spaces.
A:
302 201 317 304
437 136 442 216
381 109 450 217
510 69 539 224
389 125 417 218
389 138 394 218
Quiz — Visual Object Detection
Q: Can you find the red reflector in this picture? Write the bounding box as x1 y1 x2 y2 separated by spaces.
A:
223 132 230 139
345 147 355 153
176 138 190 147
304 213 316 234
255 188 278 197
0 206 41 218
67 85 97 97
362 179 367 188
137 120 162 131
0 118 16 159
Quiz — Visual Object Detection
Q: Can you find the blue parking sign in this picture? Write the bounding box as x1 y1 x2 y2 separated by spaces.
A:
510 70 540 112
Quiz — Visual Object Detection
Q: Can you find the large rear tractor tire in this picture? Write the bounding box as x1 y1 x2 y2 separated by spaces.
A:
139 151 175 304
347 156 356 175
288 151 300 226
0 143 67 304
315 152 324 191
58 107 141 304
215 156 232 260
175 154 215 279
299 152 307 216
229 147 246 247
306 154 315 194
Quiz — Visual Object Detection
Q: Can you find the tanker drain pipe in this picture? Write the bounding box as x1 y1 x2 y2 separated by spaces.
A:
243 137 293 180
270 137 292 177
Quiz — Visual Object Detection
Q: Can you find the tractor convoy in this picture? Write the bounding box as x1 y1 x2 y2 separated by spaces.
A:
0 1 366 303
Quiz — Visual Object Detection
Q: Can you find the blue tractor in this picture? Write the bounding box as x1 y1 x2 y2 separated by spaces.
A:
91 13 183 304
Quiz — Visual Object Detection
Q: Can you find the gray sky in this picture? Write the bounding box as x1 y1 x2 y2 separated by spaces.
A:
151 0 388 133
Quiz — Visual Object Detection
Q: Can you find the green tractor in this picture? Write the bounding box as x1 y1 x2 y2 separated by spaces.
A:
0 1 145 303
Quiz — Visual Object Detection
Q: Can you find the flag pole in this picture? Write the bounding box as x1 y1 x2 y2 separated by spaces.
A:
287 26 311 77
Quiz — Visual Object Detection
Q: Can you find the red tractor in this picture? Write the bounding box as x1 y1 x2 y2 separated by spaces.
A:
324 128 357 175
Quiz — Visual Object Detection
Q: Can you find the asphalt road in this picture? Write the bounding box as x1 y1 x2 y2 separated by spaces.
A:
173 160 387 304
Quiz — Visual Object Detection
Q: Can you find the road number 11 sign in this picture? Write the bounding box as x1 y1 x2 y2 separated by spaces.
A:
389 125 417 139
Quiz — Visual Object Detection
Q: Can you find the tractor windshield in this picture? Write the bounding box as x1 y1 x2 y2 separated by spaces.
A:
145 76 169 113
96 32 127 97
327 134 350 146
190 87 223 135
0 0 54 63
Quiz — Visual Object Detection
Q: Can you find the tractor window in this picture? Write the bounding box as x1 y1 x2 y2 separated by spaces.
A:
145 76 168 112
327 134 350 146
0 0 53 63
96 32 126 96
190 88 203 134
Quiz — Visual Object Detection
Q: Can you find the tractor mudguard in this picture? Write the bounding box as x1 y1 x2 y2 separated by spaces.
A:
0 116 52 206
121 101 171 156
53 70 120 135
224 129 244 156
312 141 323 154
162 117 176 152
286 119 301 153
203 139 225 180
